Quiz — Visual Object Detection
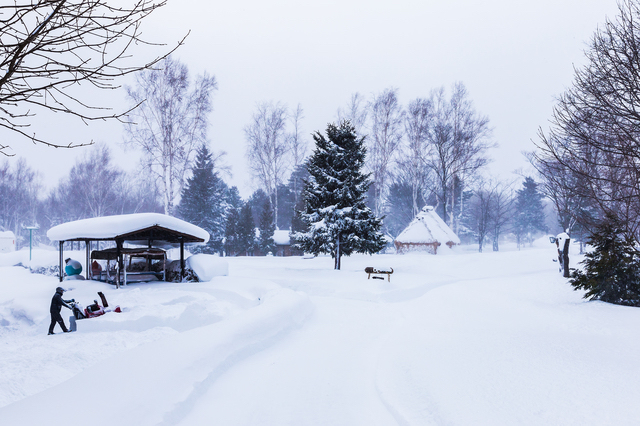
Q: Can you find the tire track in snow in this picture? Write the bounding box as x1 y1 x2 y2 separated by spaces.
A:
158 288 314 426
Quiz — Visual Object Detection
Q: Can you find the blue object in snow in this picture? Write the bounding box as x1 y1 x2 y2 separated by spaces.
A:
65 259 82 276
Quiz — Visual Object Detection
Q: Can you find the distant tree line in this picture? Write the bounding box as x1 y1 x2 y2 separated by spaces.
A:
0 53 555 255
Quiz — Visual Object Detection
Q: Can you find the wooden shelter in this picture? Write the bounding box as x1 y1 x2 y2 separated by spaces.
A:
47 213 209 288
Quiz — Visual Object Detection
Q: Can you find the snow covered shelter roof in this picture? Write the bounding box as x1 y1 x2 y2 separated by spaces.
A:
395 206 460 245
47 213 209 244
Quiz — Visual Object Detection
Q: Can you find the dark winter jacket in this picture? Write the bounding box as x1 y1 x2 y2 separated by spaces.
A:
50 293 72 314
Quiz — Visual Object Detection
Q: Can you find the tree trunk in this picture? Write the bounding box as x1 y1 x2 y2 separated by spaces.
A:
335 233 341 270
562 237 570 278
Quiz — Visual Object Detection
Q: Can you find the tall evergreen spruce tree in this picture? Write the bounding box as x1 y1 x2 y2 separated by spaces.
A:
258 198 276 255
178 143 227 254
224 206 240 256
514 177 546 247
237 204 256 256
294 121 385 270
570 215 640 306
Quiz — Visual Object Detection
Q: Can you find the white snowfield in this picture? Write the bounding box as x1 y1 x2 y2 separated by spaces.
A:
2 239 640 425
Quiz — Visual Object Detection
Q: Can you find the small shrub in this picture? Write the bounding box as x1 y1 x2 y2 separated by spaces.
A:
570 215 640 306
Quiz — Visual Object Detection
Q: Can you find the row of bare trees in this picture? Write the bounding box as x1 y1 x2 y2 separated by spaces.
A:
244 103 307 227
244 84 494 235
337 83 494 234
0 144 163 248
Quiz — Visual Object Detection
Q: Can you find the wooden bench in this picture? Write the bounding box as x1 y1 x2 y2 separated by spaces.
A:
365 267 394 282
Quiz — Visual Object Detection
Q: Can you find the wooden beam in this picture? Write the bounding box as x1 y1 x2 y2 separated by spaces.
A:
180 238 185 281
85 240 90 280
116 240 123 289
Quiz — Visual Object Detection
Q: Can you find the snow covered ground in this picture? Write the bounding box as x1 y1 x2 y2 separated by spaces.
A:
1 239 640 425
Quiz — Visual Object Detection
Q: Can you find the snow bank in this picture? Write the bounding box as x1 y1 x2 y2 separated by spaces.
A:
186 254 229 281
0 246 59 269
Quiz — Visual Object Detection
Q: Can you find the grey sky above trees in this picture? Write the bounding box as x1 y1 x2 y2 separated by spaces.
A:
0 0 620 200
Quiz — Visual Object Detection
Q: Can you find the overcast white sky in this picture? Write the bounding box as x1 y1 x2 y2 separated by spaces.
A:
6 0 620 198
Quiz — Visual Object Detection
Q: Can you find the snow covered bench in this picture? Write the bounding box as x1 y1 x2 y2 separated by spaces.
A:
364 267 394 282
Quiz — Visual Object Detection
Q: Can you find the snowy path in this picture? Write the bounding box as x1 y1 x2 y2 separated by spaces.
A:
2 242 640 425
179 296 402 425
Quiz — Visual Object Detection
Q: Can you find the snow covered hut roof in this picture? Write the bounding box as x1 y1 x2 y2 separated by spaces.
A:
394 206 460 245
47 213 209 244
273 230 291 246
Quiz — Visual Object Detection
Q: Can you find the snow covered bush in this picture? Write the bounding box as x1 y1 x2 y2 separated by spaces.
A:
570 215 640 306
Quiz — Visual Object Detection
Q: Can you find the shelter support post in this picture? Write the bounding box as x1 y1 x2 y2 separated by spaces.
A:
180 239 185 281
59 241 64 282
116 240 123 289
85 240 90 280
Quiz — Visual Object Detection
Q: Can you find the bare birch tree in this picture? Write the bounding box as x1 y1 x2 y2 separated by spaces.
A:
402 97 433 217
288 104 308 173
245 102 289 227
467 178 514 252
337 92 369 137
426 83 493 229
368 87 404 217
469 182 493 252
65 144 122 218
0 158 40 245
488 180 515 251
125 56 217 216
0 0 182 155
288 103 308 205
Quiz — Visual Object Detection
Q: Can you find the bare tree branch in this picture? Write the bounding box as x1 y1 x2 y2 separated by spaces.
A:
0 0 185 155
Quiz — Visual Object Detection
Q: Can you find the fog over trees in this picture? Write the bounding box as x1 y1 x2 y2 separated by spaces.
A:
0 73 544 253
0 42 583 255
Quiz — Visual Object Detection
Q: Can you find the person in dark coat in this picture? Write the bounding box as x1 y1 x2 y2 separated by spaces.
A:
49 286 73 335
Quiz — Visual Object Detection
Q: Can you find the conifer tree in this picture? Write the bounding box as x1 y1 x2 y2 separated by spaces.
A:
237 204 256 256
258 198 276 255
223 186 244 256
514 177 547 247
224 206 240 256
226 186 243 211
570 215 640 306
294 121 385 270
178 143 228 254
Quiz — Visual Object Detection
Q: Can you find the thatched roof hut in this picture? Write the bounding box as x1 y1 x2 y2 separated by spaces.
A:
394 206 460 254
